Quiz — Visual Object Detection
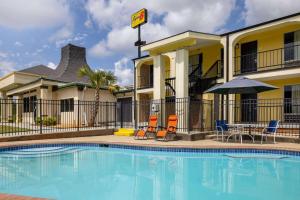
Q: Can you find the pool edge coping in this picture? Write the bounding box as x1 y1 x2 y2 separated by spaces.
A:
1 140 300 155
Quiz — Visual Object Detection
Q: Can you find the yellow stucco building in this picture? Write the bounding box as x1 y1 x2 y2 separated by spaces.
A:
134 12 300 134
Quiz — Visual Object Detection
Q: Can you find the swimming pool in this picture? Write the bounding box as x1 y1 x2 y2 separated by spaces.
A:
0 144 299 200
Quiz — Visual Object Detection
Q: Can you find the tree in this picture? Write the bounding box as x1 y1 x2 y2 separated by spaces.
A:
78 66 118 126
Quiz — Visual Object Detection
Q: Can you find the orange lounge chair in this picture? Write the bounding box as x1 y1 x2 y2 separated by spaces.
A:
135 115 158 140
156 115 178 141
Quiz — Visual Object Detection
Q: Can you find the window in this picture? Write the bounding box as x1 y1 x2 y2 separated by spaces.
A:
23 96 36 113
284 30 300 62
284 85 300 114
60 98 74 112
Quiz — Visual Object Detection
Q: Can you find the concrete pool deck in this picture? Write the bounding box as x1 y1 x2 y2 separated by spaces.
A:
0 135 300 152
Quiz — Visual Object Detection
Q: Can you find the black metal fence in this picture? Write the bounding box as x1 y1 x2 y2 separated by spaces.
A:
228 98 300 137
234 44 300 75
135 98 214 133
0 99 117 137
0 97 299 138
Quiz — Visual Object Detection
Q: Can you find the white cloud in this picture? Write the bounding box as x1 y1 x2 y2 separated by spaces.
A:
0 60 16 76
114 57 133 86
0 51 8 58
47 62 57 69
53 33 88 48
0 0 72 30
14 41 23 47
244 0 300 25
49 25 73 43
86 0 236 58
89 40 112 57
84 16 93 29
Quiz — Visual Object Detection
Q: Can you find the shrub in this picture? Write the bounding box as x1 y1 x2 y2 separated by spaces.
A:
36 116 57 126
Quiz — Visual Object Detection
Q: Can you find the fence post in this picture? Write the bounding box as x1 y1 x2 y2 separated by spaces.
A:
106 102 108 129
187 97 190 134
114 102 117 128
211 100 213 131
120 102 123 128
39 99 42 134
160 98 163 128
77 100 80 132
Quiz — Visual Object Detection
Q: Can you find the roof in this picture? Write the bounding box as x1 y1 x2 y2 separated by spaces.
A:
140 12 300 50
19 65 54 76
141 31 221 52
221 12 300 35
47 44 91 83
16 44 92 84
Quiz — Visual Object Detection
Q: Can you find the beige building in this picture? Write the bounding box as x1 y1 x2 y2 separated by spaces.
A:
0 44 116 127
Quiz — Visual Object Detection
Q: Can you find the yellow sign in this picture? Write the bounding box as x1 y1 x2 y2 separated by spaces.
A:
131 9 147 28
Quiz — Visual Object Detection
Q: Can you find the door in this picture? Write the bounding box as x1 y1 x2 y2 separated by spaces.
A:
117 97 132 127
149 65 153 87
220 48 224 77
241 41 257 73
241 94 257 122
189 54 203 76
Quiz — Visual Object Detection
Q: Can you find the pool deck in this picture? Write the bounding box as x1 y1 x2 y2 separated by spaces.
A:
0 135 300 152
0 193 48 200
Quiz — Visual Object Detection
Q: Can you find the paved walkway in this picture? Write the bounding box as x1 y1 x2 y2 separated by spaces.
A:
0 135 300 152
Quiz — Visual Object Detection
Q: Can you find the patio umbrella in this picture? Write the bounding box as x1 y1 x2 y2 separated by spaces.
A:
205 76 278 94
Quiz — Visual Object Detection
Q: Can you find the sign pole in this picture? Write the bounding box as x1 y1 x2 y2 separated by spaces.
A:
131 8 147 130
138 25 141 58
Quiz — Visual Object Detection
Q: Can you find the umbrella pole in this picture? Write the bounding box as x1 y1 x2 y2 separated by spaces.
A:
226 95 229 121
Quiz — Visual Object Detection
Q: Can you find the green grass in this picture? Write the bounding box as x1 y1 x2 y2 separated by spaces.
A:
0 125 30 134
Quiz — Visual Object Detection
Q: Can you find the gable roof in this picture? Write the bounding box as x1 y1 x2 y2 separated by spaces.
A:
19 65 55 76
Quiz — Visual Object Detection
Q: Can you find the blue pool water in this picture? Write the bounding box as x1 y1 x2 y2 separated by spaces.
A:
0 145 300 200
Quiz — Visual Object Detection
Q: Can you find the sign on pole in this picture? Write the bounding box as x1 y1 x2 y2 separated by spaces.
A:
131 9 148 29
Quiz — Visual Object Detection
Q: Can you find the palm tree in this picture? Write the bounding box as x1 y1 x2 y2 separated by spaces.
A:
78 66 118 126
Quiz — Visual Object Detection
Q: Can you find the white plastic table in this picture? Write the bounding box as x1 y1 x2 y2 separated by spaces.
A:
226 123 256 144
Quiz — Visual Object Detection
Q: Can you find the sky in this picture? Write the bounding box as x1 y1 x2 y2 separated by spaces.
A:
0 0 300 86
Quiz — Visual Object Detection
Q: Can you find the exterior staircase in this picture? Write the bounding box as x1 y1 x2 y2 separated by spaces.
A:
189 60 223 97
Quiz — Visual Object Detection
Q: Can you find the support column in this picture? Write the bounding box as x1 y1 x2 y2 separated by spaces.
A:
15 95 23 123
0 91 6 122
175 49 189 133
153 55 166 128
7 96 13 122
175 49 189 98
153 55 165 100
40 86 53 117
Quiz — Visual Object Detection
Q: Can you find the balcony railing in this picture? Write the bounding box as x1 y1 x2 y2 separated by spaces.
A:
137 75 153 90
234 44 300 75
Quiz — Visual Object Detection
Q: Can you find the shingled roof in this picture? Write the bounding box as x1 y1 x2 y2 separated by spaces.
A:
49 44 91 83
19 65 55 76
18 44 91 84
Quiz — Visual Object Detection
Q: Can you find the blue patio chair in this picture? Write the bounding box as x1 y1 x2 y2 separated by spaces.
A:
215 120 229 142
261 120 280 144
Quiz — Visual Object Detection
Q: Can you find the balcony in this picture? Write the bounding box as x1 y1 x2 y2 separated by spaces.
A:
137 75 153 90
234 44 300 75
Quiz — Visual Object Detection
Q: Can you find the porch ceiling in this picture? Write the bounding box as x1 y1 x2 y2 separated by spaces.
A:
6 78 63 96
141 31 221 54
